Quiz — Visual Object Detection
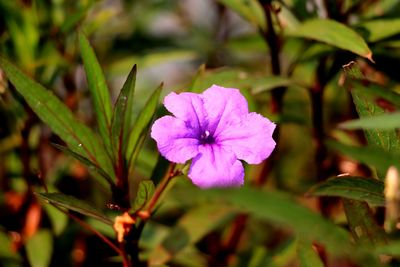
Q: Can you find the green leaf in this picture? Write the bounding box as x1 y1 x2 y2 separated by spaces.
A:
126 84 162 171
111 65 137 161
79 33 113 154
172 186 351 255
132 179 155 211
297 240 324 267
287 19 373 61
0 231 21 261
36 192 113 225
307 176 385 207
149 204 236 265
218 0 266 30
26 230 53 267
52 143 114 185
0 55 115 182
343 199 387 246
358 18 400 42
42 204 68 236
326 140 400 178
375 240 400 256
251 76 296 94
339 111 400 130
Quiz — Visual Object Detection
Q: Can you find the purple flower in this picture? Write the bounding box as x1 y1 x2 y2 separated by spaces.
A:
151 85 276 188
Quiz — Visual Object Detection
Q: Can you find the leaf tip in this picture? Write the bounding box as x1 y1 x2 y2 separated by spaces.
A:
366 52 375 63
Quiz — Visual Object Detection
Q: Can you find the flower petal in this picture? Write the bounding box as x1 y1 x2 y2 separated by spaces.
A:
218 112 276 164
188 144 244 188
202 85 249 136
151 116 199 163
163 91 207 133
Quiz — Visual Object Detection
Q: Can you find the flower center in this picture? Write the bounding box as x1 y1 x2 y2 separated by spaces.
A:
200 130 215 144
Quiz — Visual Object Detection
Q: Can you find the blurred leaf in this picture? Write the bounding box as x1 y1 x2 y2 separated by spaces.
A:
172 186 351 255
0 231 21 261
218 0 266 30
307 176 384 207
132 179 155 211
297 240 324 267
52 144 114 185
0 56 115 182
287 19 373 61
42 204 68 236
251 76 295 94
339 111 400 130
61 8 87 33
149 204 236 265
26 230 53 267
111 65 136 161
326 140 400 177
37 192 112 225
126 84 162 171
343 199 386 246
375 240 400 256
79 33 113 154
358 18 400 42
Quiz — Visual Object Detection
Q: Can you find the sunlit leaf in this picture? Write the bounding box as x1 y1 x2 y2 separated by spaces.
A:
36 192 113 225
0 56 115 182
126 84 162 172
26 230 53 267
287 19 373 61
79 33 113 154
307 176 385 207
111 65 137 162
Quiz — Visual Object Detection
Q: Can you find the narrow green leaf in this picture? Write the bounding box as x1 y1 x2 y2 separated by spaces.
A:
126 84 162 169
218 0 266 30
343 199 387 246
36 192 113 225
79 33 113 153
297 240 324 267
287 19 373 61
132 179 155 211
326 140 400 177
358 18 400 42
52 143 114 186
42 204 68 236
149 204 236 265
111 65 137 160
26 230 53 267
307 176 385 207
375 240 400 256
0 55 115 182
339 111 400 130
251 76 295 94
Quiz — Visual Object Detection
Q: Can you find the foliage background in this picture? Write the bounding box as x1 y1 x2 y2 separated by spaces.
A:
1 0 400 266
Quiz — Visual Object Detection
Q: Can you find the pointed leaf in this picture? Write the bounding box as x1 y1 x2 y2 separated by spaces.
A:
287 19 373 61
0 55 115 181
26 230 53 267
111 65 136 160
339 111 400 130
52 143 114 185
126 84 162 169
307 176 385 207
36 192 113 225
79 33 113 153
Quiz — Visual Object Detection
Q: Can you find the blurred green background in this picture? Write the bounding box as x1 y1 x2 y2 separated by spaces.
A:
2 0 400 266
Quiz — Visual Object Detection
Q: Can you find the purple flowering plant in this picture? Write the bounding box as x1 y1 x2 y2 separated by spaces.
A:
151 85 276 188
